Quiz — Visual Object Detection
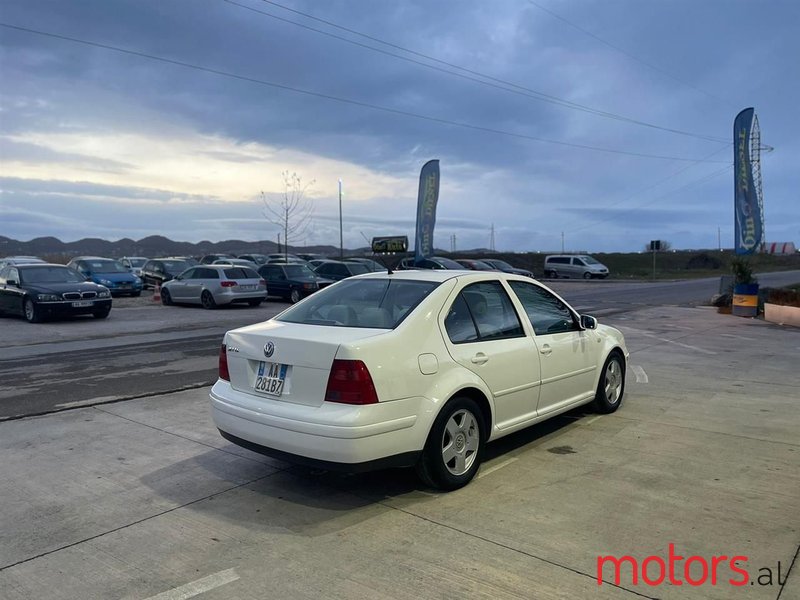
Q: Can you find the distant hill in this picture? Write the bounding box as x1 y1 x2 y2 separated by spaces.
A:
0 235 342 261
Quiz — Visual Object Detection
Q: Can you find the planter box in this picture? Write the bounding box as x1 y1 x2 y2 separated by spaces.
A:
764 303 800 327
732 283 759 317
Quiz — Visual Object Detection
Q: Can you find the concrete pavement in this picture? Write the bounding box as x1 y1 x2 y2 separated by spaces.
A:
1 304 797 598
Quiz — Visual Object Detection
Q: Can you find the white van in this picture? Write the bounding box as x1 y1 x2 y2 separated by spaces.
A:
543 255 609 279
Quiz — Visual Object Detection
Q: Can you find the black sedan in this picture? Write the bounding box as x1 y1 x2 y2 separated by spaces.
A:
258 263 332 304
140 259 191 288
0 263 112 322
312 260 371 281
481 258 535 279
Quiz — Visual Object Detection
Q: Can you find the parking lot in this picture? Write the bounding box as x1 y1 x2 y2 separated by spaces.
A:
1 282 798 599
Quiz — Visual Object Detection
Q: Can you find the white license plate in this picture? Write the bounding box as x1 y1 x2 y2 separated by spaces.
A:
72 300 93 307
254 362 287 396
239 285 255 291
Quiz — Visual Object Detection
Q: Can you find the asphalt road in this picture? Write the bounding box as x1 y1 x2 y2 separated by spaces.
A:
2 270 798 420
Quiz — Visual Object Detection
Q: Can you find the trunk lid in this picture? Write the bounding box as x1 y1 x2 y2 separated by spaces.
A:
224 320 386 407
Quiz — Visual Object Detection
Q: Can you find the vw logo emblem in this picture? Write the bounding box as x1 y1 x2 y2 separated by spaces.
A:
264 341 275 358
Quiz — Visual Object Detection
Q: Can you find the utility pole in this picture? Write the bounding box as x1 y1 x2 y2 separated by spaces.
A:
561 232 565 253
718 226 722 251
338 179 343 259
277 232 281 254
489 224 495 252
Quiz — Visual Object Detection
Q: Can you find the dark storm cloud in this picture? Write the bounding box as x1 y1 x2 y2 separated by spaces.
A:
0 0 797 250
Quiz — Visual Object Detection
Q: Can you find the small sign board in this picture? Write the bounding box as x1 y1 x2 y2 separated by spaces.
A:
372 236 408 254
649 240 662 251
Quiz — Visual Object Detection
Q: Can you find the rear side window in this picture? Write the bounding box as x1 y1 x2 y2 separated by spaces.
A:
278 279 439 328
224 267 257 279
444 282 524 343
547 257 570 265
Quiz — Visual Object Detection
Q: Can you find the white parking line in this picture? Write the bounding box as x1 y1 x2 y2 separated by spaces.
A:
720 333 757 341
630 364 649 383
618 326 717 355
145 568 239 600
477 457 518 479
582 415 603 426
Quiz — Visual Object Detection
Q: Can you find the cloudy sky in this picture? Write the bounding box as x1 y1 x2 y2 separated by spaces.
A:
1 0 797 252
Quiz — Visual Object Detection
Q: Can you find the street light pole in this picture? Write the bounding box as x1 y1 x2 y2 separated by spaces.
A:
338 179 343 259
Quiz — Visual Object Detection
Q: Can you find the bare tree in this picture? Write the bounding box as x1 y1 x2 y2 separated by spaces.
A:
262 171 315 259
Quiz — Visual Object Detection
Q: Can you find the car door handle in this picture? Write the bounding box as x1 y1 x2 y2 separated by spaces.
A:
471 353 489 365
540 344 553 356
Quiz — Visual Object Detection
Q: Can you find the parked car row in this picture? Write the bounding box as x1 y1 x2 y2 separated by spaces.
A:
0 251 611 323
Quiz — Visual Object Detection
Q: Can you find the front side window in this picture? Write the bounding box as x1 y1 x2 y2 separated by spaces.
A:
278 279 439 329
509 281 577 335
444 281 524 344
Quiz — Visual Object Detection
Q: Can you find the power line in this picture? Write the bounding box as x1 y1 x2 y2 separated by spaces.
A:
0 22 731 163
236 0 729 144
526 0 733 108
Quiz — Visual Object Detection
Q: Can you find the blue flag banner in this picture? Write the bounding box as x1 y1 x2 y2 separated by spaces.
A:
414 160 440 263
733 108 764 254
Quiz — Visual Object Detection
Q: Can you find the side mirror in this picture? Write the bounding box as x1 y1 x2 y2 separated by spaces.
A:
85 276 92 282
580 315 598 330
174 275 182 281
7 279 18 286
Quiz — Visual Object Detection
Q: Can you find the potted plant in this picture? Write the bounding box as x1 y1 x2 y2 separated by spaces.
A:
764 287 800 327
730 257 759 317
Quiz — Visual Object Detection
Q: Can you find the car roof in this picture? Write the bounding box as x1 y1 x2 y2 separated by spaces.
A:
15 262 68 269
354 269 498 283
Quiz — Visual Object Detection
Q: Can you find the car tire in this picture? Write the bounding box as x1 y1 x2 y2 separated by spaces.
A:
290 289 301 304
546 269 557 279
416 396 484 491
24 298 41 323
593 352 625 414
583 272 592 279
201 290 217 310
93 307 111 319
248 299 262 307
161 289 172 306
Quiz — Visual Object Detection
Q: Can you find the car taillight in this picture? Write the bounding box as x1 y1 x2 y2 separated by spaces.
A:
258 279 267 287
219 343 230 381
220 281 237 287
325 359 378 405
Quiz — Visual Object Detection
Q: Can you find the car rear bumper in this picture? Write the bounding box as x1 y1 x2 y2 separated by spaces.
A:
210 380 429 468
212 290 267 305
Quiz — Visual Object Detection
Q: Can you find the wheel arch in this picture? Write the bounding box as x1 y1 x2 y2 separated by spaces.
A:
441 386 493 441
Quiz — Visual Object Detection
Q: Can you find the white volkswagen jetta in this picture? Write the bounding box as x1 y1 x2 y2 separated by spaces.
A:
210 270 628 490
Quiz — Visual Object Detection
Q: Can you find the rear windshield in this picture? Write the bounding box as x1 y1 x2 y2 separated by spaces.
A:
277 279 440 329
488 259 512 269
347 263 370 275
127 258 147 267
21 266 84 284
285 265 316 278
85 260 127 273
224 267 259 279
162 261 188 274
435 257 464 269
